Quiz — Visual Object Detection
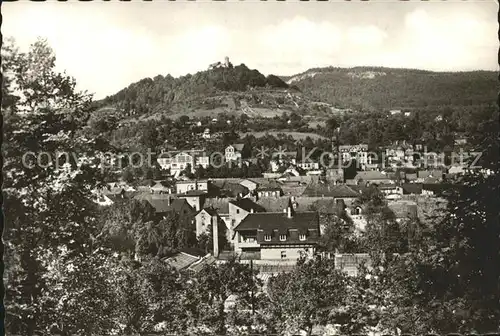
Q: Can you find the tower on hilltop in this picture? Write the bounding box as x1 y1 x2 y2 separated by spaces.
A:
224 56 230 67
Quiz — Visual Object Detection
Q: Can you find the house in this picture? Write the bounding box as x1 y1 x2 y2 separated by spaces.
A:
150 181 174 194
164 250 217 273
325 168 344 183
377 184 403 199
177 190 207 212
346 206 367 232
229 198 266 227
92 193 114 207
176 180 210 194
239 179 259 192
194 208 228 246
352 170 392 185
296 161 320 171
385 142 414 168
301 183 360 205
225 144 246 162
339 144 372 168
405 173 418 182
202 128 211 139
256 197 294 213
389 109 401 115
271 151 298 165
134 194 195 225
157 150 209 177
233 206 320 261
256 187 284 199
402 183 423 195
416 170 443 183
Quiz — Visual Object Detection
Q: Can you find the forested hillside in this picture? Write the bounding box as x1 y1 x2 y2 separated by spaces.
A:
285 66 498 112
99 63 289 117
98 65 497 123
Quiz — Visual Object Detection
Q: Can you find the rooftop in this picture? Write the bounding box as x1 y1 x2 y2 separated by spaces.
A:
230 198 266 213
234 211 319 233
301 183 360 198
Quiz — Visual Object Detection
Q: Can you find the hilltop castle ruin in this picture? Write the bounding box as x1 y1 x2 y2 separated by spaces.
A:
208 56 233 70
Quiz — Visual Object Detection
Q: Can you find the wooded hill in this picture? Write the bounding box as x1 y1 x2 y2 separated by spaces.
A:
97 64 497 124
99 63 291 118
284 66 498 112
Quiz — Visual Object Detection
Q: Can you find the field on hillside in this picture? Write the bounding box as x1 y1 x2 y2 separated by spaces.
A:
239 131 328 140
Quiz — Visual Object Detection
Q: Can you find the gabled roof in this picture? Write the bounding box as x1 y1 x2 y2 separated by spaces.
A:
134 193 192 214
377 183 400 190
176 179 210 184
402 183 423 195
246 178 281 189
234 211 318 232
256 197 292 212
204 198 230 214
177 190 207 197
188 255 217 272
301 183 360 198
354 171 390 181
256 186 283 192
228 143 245 151
218 182 249 198
151 198 191 214
151 181 173 191
164 252 200 270
196 207 219 217
230 198 266 213
294 197 338 214
406 173 418 181
417 170 443 179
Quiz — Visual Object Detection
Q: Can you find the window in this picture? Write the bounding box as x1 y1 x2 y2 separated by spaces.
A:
299 234 306 241
281 251 287 259
279 234 287 241
236 209 240 214
264 235 271 241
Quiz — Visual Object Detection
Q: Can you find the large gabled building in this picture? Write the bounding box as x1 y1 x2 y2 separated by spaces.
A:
233 206 320 261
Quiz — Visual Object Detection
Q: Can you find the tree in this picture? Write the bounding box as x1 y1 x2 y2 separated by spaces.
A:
114 258 155 334
3 38 115 335
188 257 260 334
267 256 348 336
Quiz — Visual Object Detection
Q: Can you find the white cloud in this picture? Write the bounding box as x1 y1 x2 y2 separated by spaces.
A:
347 25 387 47
258 17 342 68
397 9 498 71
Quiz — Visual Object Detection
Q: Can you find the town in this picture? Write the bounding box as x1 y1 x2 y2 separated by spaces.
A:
94 124 476 280
3 3 499 334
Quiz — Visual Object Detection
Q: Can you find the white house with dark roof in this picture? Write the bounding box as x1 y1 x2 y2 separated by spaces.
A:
232 205 320 261
157 150 209 177
225 143 246 162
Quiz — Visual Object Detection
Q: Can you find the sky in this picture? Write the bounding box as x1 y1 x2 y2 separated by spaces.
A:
3 1 498 99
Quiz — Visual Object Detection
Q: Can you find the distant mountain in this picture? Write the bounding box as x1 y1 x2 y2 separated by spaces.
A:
282 66 498 112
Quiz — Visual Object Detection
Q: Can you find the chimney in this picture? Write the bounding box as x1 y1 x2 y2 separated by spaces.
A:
250 208 254 213
212 216 219 258
287 206 292 218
